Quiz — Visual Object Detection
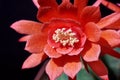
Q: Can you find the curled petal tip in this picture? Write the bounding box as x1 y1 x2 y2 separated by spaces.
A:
100 75 109 80
93 0 103 7
101 0 120 12
117 3 120 6
33 0 40 8
22 63 30 69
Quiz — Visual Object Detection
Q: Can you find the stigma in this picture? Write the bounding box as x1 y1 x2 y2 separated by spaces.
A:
52 28 79 47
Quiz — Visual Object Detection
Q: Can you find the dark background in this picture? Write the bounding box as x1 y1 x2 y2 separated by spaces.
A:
0 0 39 80
0 0 120 80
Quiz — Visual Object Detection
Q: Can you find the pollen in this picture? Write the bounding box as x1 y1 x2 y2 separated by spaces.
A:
52 28 79 47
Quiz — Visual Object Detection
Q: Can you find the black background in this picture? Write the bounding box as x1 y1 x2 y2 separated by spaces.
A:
0 0 120 80
0 0 39 80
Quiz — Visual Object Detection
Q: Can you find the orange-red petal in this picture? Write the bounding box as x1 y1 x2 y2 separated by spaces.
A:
97 12 120 29
25 33 47 53
106 18 120 29
46 59 63 80
84 22 101 42
58 0 77 20
101 0 120 12
56 47 73 55
41 18 81 33
92 0 103 7
101 45 120 58
37 0 78 22
68 47 83 56
88 60 108 80
80 6 101 25
101 30 120 47
63 55 82 79
38 0 58 8
22 52 47 69
11 20 42 34
44 44 62 58
37 7 59 22
74 0 88 14
32 0 40 8
37 0 58 22
19 35 30 42
82 42 101 62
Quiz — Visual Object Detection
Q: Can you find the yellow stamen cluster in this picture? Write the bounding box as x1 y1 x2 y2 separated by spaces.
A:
52 28 79 47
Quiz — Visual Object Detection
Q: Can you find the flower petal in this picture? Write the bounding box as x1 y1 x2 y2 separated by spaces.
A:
63 55 82 79
97 12 120 29
11 20 42 34
56 47 73 55
46 59 63 80
38 0 58 8
82 42 101 62
25 33 47 53
92 0 103 7
74 0 88 14
37 0 78 22
44 44 62 58
37 0 59 22
84 22 101 42
68 47 83 56
101 45 120 58
22 52 47 69
101 0 120 12
80 6 101 25
41 18 81 33
81 58 89 72
19 35 30 42
58 0 77 20
101 30 120 47
107 18 120 29
88 60 108 80
33 0 40 8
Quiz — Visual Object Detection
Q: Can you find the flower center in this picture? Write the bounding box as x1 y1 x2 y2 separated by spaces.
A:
52 28 79 47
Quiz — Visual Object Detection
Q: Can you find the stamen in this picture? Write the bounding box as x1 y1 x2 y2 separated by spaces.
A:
52 28 79 47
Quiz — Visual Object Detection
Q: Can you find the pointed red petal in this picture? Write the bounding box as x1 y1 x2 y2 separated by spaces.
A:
46 59 63 80
74 0 88 14
88 60 108 80
82 42 101 62
19 35 30 42
25 33 47 53
44 44 62 58
107 18 120 29
68 76 76 80
63 55 82 79
93 0 103 7
97 12 120 29
81 58 89 72
32 0 40 8
37 0 59 22
22 52 47 69
84 22 101 42
11 20 42 34
101 45 120 58
58 0 77 20
38 0 58 8
37 7 59 22
80 6 101 25
101 30 120 47
37 0 78 22
101 0 120 12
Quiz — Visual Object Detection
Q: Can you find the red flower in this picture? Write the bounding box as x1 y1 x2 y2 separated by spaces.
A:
11 0 120 80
